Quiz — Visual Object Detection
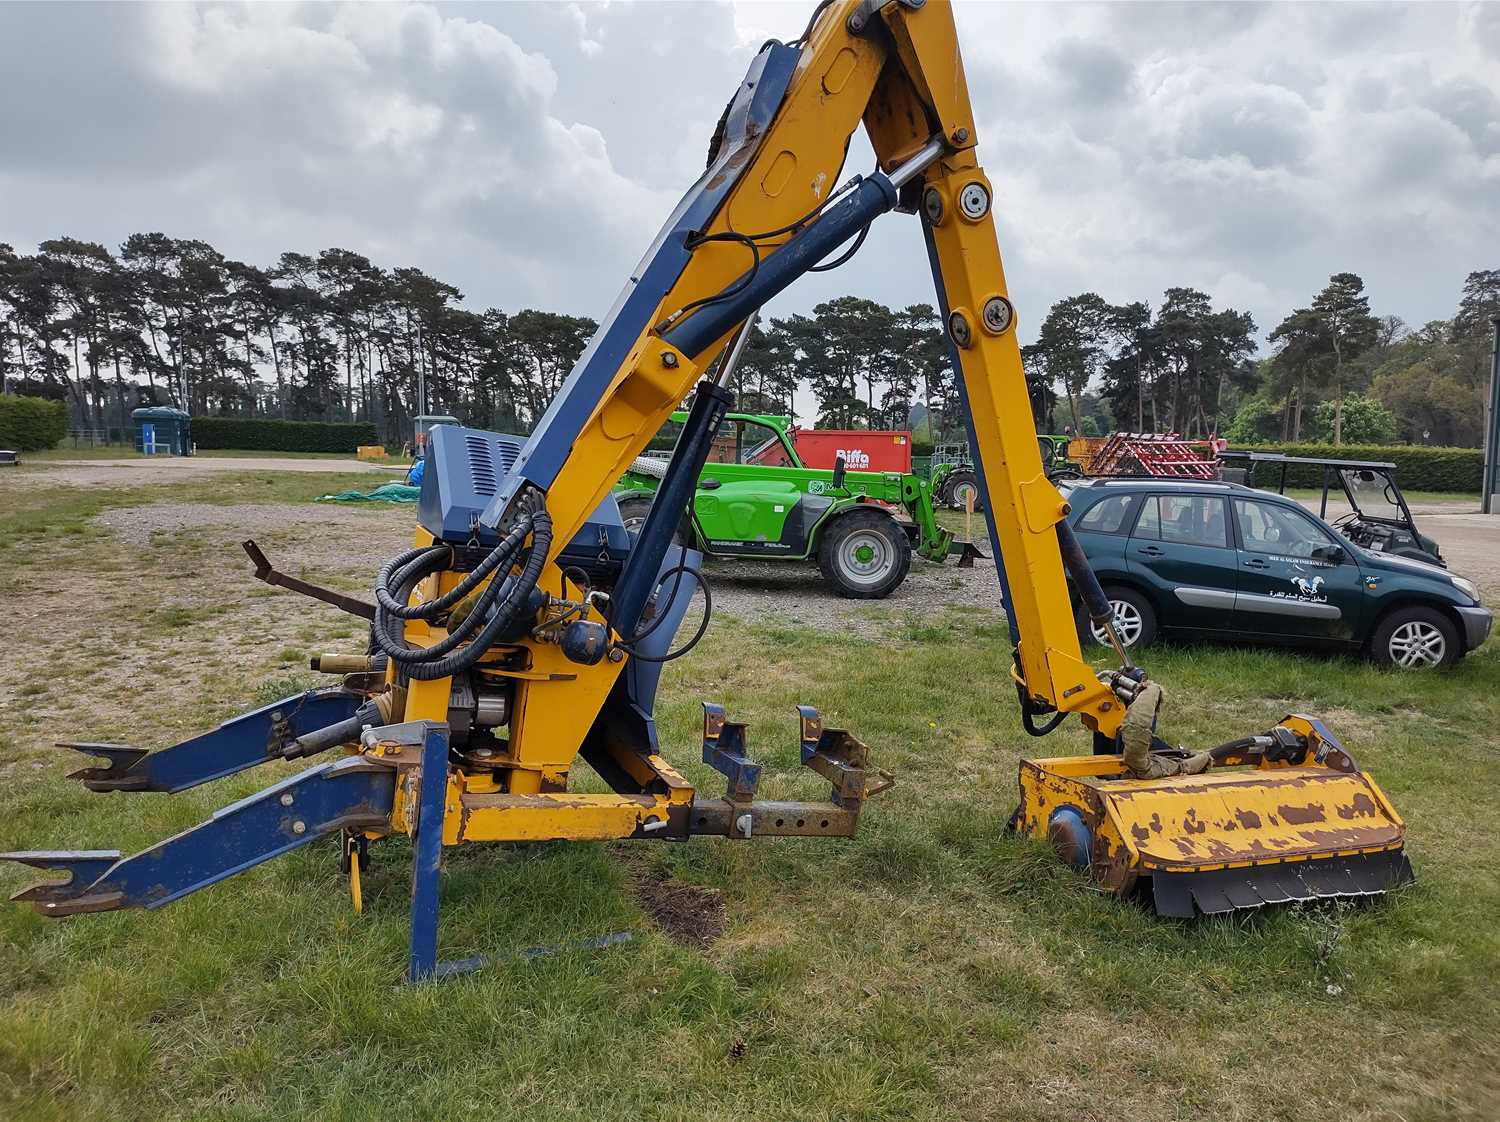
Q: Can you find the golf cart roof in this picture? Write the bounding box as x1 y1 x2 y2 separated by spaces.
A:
1219 450 1398 471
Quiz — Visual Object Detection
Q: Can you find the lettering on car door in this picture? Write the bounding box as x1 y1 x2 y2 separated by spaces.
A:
1232 498 1362 641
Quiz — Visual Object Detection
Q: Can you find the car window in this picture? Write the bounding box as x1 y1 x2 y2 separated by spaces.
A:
1235 499 1336 558
1076 494 1136 534
1132 494 1227 547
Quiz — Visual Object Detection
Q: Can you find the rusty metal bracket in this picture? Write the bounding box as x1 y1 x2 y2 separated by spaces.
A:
797 706 894 807
701 703 761 803
243 539 377 620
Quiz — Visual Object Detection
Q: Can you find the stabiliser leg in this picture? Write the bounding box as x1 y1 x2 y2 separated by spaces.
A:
56 688 373 794
3 757 395 916
407 723 449 983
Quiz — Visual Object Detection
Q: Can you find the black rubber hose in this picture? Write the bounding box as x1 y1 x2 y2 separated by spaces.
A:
1208 736 1264 762
375 535 518 620
399 507 553 680
368 490 552 678
374 542 518 663
616 563 712 664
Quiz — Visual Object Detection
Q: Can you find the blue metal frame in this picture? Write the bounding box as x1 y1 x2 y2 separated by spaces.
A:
407 723 450 982
701 703 761 801
4 757 394 915
58 689 367 793
611 380 733 636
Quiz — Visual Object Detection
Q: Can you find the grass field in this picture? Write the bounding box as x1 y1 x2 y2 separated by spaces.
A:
1 468 1497 1121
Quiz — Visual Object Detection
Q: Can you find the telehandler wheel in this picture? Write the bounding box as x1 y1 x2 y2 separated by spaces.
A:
818 508 911 599
1076 585 1156 650
942 467 985 513
616 495 684 545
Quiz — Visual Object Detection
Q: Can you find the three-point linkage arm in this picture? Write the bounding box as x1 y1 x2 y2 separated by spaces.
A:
482 0 1126 738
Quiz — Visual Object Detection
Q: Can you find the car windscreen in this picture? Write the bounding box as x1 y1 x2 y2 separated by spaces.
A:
1339 468 1405 522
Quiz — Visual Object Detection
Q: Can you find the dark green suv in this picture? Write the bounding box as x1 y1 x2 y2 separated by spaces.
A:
1063 478 1491 669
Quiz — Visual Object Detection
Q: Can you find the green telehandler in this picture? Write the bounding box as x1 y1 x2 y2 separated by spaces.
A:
615 411 983 598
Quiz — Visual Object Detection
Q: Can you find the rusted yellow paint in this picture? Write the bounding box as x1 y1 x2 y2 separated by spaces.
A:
455 792 673 843
1018 738 1407 895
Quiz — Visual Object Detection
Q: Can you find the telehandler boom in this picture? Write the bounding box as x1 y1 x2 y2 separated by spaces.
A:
5 0 1408 979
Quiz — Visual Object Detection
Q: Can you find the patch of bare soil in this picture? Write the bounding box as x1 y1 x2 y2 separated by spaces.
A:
90 501 413 571
618 853 726 948
707 554 1003 636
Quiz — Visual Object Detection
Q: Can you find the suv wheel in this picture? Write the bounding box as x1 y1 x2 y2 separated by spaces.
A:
1078 586 1157 650
1370 606 1459 669
817 509 912 599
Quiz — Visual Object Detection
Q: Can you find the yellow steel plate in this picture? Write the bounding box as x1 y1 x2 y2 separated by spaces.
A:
1092 768 1404 873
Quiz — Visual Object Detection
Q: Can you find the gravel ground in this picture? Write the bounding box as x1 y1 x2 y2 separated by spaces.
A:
90 501 414 571
27 456 390 486
84 499 1001 636
83 497 1500 638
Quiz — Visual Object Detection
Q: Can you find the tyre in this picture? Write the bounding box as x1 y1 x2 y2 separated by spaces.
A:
1077 585 1156 651
944 467 985 513
1369 605 1460 669
615 494 685 545
816 508 912 599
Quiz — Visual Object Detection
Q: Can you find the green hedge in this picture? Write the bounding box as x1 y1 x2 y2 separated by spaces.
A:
191 417 379 453
1228 443 1481 492
0 394 68 451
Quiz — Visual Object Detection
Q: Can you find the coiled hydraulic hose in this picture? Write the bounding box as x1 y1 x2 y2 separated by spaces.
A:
369 488 554 680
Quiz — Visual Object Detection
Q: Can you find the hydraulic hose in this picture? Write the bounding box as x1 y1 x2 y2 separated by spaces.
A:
368 488 554 680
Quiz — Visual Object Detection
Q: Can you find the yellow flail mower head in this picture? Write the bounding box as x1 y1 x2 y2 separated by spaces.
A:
1014 714 1412 917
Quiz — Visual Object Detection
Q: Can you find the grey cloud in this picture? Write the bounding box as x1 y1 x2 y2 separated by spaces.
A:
1045 37 1134 105
0 0 1496 355
1172 84 1315 170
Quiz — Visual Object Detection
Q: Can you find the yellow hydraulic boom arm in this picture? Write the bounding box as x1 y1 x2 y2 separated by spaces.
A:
488 0 1125 740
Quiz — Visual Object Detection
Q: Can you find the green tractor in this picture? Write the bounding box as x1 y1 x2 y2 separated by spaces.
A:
929 434 1078 513
615 412 982 599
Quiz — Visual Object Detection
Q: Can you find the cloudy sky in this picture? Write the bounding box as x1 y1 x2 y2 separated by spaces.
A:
2 0 1497 364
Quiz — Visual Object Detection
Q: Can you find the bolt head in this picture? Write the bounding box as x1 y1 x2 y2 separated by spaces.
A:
948 311 973 348
292 820 307 835
952 127 970 143
279 792 294 807
981 295 1015 335
958 182 990 220
607 647 626 663
662 351 679 368
922 186 944 225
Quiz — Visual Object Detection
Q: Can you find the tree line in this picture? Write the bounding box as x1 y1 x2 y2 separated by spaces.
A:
1033 269 1499 447
2 232 1495 447
0 236 596 441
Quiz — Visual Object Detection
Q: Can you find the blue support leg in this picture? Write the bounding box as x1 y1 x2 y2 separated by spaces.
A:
407 723 450 983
